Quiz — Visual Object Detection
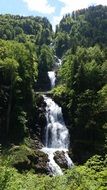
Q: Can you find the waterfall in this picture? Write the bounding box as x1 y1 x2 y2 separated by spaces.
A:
42 147 63 175
48 71 56 88
54 56 62 66
47 57 62 89
41 56 73 175
42 96 73 176
44 96 69 148
56 58 62 66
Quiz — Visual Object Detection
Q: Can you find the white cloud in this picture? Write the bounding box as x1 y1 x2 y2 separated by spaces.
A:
23 0 55 14
22 0 107 29
53 0 107 30
59 0 107 16
53 15 62 31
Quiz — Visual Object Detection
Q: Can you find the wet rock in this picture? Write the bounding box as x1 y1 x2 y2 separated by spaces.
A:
54 151 68 169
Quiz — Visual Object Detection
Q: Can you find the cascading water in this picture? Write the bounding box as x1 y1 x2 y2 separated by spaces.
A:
44 96 69 149
42 96 73 175
48 71 56 88
42 56 73 175
56 58 62 66
47 57 62 90
54 56 62 66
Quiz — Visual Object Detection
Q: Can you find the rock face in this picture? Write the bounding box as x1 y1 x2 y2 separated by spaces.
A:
36 72 51 91
28 150 49 174
10 146 49 174
54 151 69 169
30 95 47 147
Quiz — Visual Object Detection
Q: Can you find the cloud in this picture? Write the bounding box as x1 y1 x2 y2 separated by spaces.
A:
23 0 55 14
53 15 62 31
22 0 107 29
53 0 107 29
59 0 107 16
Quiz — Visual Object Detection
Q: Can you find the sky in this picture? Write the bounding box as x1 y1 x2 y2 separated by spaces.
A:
0 0 107 30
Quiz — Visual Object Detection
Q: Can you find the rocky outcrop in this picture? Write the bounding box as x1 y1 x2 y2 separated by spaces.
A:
54 151 69 169
9 145 49 174
30 95 47 146
35 72 51 91
28 150 49 174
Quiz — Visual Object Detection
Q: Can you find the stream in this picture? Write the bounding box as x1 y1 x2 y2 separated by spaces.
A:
41 58 73 176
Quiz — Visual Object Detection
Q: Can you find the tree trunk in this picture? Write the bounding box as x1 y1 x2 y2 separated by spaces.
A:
6 81 12 137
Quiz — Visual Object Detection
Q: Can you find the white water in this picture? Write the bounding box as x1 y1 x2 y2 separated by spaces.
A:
42 147 63 175
48 71 56 88
54 56 62 66
44 96 69 148
57 58 62 66
47 58 62 89
42 96 73 176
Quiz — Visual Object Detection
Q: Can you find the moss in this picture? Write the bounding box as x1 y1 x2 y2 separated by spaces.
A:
1 144 49 174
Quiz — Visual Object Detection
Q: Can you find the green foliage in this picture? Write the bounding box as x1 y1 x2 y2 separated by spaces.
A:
39 44 54 71
0 5 107 189
55 5 107 57
98 84 107 110
52 85 67 96
85 155 107 172
54 45 107 162
0 15 53 45
6 145 35 167
59 46 106 93
0 13 54 145
0 155 107 190
55 32 71 58
36 44 54 91
0 39 38 144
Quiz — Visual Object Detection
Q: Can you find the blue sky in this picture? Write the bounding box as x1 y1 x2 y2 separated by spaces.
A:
0 0 107 29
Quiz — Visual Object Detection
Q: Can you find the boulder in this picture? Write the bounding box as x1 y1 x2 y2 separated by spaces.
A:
54 151 68 169
10 145 49 174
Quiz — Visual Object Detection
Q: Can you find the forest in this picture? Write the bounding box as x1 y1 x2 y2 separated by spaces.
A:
0 5 107 190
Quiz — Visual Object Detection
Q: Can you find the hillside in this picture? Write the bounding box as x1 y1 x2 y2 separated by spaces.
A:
0 5 107 190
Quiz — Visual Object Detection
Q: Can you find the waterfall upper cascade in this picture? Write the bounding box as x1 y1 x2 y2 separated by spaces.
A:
56 58 62 66
42 96 73 176
54 56 62 66
48 71 56 88
47 58 62 89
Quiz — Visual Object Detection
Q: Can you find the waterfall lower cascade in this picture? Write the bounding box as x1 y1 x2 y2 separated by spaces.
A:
42 96 73 176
